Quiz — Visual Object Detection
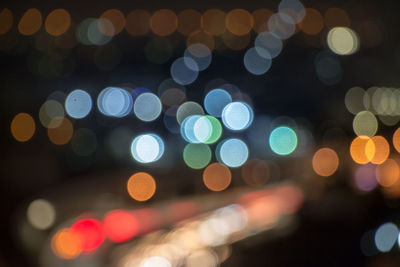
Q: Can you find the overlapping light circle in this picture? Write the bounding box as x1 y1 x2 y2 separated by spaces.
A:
254 32 283 59
184 43 212 71
181 115 222 144
131 134 164 163
65 89 92 119
133 92 162 122
222 102 253 131
216 138 249 167
204 89 232 117
170 57 199 85
97 87 133 117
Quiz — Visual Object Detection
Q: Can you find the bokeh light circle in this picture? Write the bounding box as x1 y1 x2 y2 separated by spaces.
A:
327 27 359 56
171 57 199 85
27 199 56 230
183 143 212 169
97 87 133 117
203 163 232 191
353 111 378 138
312 148 339 177
269 126 298 155
103 210 138 243
204 89 232 117
244 47 272 75
133 92 162 122
70 218 105 252
176 101 204 124
184 43 212 71
127 172 156 201
65 89 92 119
217 138 249 168
254 32 283 59
222 102 253 131
374 222 398 252
11 113 35 142
131 134 164 163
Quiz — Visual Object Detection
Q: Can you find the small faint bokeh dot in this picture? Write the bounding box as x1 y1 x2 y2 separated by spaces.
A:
127 172 156 201
11 113 35 142
203 163 232 192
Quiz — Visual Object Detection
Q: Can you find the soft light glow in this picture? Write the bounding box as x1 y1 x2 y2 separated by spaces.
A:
278 0 306 24
70 218 105 252
269 126 298 155
327 27 359 56
243 47 272 75
353 111 378 138
374 222 398 252
177 9 201 36
65 89 92 119
255 32 283 59
354 164 378 192
27 199 56 230
203 163 232 191
131 134 164 163
370 136 389 165
268 13 295 40
217 138 249 168
376 159 399 187
0 8 13 35
299 8 323 35
103 210 138 243
141 256 172 267
252 9 273 33
204 89 232 117
171 57 199 85
312 148 339 177
183 143 212 169
47 117 73 145
127 172 156 201
100 9 125 36
393 128 400 153
184 43 212 71
45 9 70 36
176 101 204 124
201 9 226 36
222 102 253 131
10 113 35 142
350 136 375 165
126 10 150 36
133 92 162 122
97 87 133 117
345 87 367 115
226 9 254 36
241 159 270 186
150 9 177 36
51 228 82 259
18 8 42 35
39 100 65 128
186 249 218 267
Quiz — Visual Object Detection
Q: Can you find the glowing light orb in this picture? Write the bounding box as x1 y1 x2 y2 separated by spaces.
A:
176 101 204 124
353 111 378 138
374 222 398 252
27 199 56 230
181 115 222 144
97 87 133 117
222 102 253 131
103 210 138 243
183 143 212 169
204 89 232 117
244 47 272 75
184 43 212 71
70 219 105 252
354 164 378 192
133 92 162 122
203 163 232 191
269 126 298 155
171 57 199 85
278 0 306 24
254 32 283 59
65 89 92 119
268 13 295 40
127 172 156 201
217 138 249 167
131 134 164 163
327 27 359 56
11 113 35 142
312 148 339 177
51 228 82 259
